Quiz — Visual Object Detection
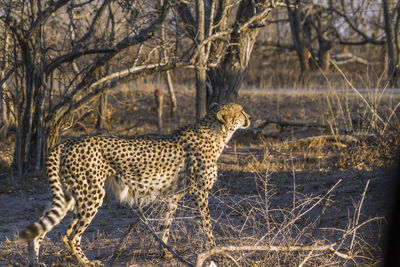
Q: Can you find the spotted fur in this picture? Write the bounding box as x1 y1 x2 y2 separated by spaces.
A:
20 103 251 266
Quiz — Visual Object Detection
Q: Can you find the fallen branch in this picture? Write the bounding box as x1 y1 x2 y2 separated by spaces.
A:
254 119 354 135
195 243 353 267
257 119 330 131
331 53 373 65
282 135 358 149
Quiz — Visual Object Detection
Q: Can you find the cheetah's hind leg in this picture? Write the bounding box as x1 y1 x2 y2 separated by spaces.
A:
64 184 106 266
27 235 46 267
159 193 183 258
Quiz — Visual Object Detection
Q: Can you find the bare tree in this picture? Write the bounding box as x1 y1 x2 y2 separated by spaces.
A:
258 1 335 83
0 0 287 173
0 0 173 173
177 0 283 117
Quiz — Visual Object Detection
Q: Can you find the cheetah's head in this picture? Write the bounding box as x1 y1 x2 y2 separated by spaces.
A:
209 103 251 131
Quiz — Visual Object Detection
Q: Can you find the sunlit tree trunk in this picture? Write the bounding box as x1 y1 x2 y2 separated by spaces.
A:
195 0 208 119
207 0 266 105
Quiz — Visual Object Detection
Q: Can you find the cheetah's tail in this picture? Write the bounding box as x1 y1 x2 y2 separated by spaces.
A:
20 143 75 241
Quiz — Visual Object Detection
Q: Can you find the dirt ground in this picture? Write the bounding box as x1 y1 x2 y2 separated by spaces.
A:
0 87 398 266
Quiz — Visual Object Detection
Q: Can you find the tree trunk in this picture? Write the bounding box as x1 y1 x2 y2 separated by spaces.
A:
165 71 177 117
0 93 7 140
12 81 47 173
96 93 108 129
154 88 164 131
11 33 48 173
18 56 35 172
383 0 400 87
161 20 177 117
286 0 310 86
195 0 207 119
207 0 262 105
196 66 207 119
317 34 332 73
0 33 11 140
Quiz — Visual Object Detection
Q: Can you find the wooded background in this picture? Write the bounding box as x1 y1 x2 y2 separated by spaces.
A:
0 0 398 173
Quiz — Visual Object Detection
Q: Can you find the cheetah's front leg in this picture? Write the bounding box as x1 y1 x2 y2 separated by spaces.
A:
192 189 216 249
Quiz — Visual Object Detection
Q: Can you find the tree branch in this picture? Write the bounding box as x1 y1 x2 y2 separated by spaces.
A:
74 0 112 45
46 2 170 126
48 61 189 128
45 48 116 74
176 2 197 38
316 2 385 46
25 0 70 39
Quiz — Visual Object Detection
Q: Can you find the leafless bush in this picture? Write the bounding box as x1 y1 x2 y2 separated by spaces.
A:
103 169 383 266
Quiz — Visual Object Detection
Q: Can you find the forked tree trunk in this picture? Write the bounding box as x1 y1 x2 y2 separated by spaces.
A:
317 34 332 73
207 0 262 105
13 80 48 173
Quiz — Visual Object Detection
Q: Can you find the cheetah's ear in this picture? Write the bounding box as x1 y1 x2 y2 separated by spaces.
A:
216 109 229 124
209 102 220 112
209 102 219 108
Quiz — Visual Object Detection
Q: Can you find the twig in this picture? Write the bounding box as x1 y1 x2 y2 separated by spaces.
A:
350 180 370 249
319 216 384 236
291 153 296 211
298 250 314 267
108 217 140 264
131 207 194 267
256 179 342 246
330 60 385 125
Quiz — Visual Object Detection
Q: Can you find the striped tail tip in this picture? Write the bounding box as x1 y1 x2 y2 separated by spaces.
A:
20 223 41 241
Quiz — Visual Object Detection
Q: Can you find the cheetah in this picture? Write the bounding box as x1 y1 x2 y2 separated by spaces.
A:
20 103 251 266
